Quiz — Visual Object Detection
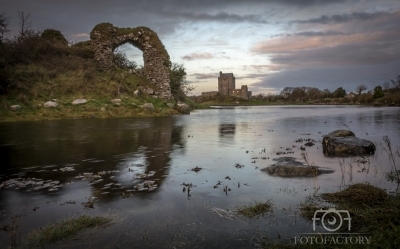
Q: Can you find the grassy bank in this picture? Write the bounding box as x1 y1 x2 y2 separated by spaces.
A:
0 29 191 122
264 183 400 249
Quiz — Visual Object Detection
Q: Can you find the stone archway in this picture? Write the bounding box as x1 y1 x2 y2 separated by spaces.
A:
90 23 172 99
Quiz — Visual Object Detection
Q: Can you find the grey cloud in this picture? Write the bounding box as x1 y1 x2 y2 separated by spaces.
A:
251 59 400 92
293 11 390 24
191 73 218 79
294 30 346 36
174 11 268 24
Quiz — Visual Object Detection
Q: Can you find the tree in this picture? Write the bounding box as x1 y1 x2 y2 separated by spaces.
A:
323 89 331 98
332 87 346 98
382 81 391 92
391 74 400 90
356 84 367 95
0 13 10 41
17 11 32 39
113 51 137 69
373 86 384 99
170 62 195 100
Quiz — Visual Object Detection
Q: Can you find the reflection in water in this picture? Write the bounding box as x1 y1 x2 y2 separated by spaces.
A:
0 106 400 248
219 123 236 146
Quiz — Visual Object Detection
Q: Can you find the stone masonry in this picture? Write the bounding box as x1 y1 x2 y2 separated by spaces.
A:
90 23 172 100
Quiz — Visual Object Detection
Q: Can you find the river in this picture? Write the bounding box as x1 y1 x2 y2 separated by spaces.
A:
0 105 399 248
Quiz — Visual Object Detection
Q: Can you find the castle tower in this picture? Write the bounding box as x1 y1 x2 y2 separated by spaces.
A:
218 71 235 96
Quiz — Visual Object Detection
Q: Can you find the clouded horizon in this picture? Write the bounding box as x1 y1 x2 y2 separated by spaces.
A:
3 0 400 95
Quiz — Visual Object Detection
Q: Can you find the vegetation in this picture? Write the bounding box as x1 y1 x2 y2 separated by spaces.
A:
23 215 111 248
0 13 193 122
262 183 400 249
236 200 273 218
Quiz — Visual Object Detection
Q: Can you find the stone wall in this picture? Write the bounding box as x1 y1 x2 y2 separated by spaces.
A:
201 91 219 97
90 23 172 100
231 85 250 100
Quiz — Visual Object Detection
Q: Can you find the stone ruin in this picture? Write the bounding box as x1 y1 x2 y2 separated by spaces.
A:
90 23 172 100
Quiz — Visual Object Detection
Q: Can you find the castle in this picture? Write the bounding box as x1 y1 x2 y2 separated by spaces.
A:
201 72 252 99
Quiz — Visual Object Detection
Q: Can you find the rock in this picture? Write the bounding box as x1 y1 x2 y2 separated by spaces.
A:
322 130 376 156
133 90 140 97
167 103 175 108
111 99 121 106
176 103 190 114
44 101 58 108
10 105 21 111
100 107 106 112
142 103 155 111
145 88 154 95
72 99 87 105
261 157 334 177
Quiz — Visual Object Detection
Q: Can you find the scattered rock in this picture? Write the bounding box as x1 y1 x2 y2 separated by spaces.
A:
100 107 107 112
142 103 155 111
145 88 155 95
167 103 175 109
72 99 87 105
176 103 190 114
133 90 140 97
261 157 334 177
111 99 121 106
10 105 21 111
322 130 376 156
44 101 58 108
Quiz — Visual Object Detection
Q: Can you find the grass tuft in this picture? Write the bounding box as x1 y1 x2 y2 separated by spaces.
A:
236 201 273 218
24 215 111 247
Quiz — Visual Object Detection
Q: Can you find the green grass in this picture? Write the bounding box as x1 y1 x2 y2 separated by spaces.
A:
273 183 400 249
23 215 111 248
236 201 273 218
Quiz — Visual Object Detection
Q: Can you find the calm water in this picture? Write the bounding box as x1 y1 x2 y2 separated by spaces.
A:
0 105 399 248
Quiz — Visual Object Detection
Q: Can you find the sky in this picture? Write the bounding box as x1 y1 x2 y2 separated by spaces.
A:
2 0 400 96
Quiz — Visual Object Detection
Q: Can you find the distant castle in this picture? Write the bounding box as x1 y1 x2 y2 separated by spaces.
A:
201 72 252 99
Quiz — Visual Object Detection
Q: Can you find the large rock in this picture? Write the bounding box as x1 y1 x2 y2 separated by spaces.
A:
142 103 155 111
322 130 375 156
72 99 87 105
261 157 334 177
176 103 190 114
44 101 58 108
10 105 21 111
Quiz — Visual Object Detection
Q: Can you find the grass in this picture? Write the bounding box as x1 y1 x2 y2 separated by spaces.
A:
22 215 111 248
284 183 400 249
236 200 273 218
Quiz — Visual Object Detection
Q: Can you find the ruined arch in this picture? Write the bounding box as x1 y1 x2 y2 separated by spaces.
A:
90 23 172 99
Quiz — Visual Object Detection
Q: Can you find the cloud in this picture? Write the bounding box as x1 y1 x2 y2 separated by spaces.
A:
173 11 268 24
251 9 400 69
191 73 218 79
292 11 390 24
182 53 215 61
251 59 400 92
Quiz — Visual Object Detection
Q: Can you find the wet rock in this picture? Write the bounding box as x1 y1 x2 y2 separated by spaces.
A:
261 157 334 177
72 99 87 105
322 130 376 156
10 105 21 111
44 101 58 108
176 103 190 114
142 103 155 111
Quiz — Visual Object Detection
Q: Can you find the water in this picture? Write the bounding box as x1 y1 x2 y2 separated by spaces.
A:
0 105 399 248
